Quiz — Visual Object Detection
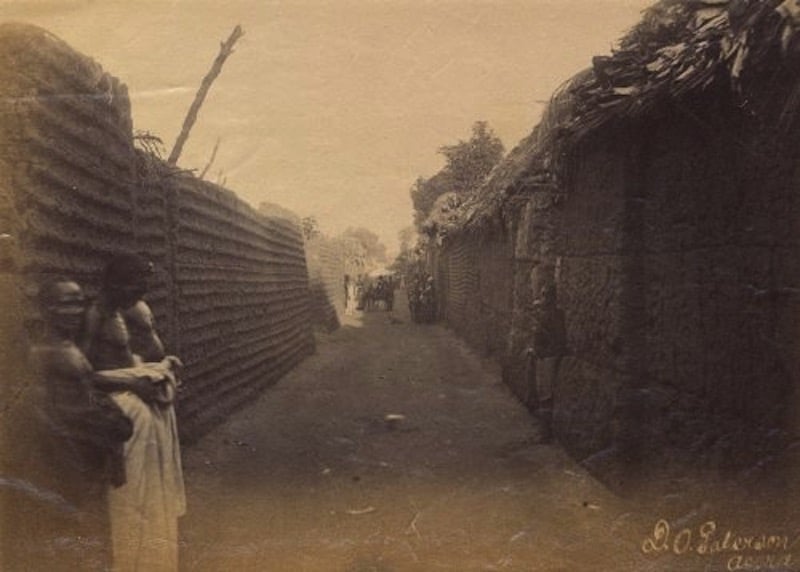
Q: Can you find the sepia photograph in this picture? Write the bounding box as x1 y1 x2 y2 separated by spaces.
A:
1 0 799 570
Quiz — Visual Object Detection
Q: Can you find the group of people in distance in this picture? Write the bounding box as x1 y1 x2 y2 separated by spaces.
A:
30 253 185 571
407 271 436 323
344 274 395 314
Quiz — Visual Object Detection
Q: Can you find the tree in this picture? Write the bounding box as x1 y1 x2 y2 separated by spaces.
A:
339 227 387 267
338 235 368 275
438 121 504 194
409 121 504 231
168 25 244 165
398 226 416 253
410 171 453 230
390 226 420 276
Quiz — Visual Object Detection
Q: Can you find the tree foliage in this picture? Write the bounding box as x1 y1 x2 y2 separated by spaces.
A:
410 172 452 230
410 121 504 231
438 120 505 194
390 226 423 277
397 226 416 253
339 227 387 270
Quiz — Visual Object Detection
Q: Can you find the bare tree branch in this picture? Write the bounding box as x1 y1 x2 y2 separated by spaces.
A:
168 25 244 165
215 169 227 187
199 137 221 180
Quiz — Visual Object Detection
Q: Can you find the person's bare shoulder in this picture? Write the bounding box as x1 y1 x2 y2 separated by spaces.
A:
123 300 155 329
123 300 165 361
31 341 91 379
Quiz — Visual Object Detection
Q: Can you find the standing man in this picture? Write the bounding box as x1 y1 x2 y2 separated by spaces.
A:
385 275 395 312
29 278 132 571
82 253 185 572
526 261 567 443
344 274 354 315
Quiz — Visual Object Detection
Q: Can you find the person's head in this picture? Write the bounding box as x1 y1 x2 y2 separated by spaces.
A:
38 278 86 339
102 253 153 309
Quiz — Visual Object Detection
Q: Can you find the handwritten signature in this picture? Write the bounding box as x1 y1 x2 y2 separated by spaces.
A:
641 519 800 571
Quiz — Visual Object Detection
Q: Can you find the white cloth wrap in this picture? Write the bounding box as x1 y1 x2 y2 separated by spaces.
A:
108 391 185 572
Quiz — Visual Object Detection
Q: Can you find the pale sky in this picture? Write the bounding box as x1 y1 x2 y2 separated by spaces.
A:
2 0 653 254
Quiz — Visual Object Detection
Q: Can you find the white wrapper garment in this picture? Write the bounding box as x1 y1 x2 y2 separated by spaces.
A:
107 391 186 572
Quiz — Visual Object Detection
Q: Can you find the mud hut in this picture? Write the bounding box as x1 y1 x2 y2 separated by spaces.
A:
424 185 517 359
443 0 800 485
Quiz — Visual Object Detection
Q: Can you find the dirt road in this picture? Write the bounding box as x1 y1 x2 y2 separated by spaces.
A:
177 296 707 571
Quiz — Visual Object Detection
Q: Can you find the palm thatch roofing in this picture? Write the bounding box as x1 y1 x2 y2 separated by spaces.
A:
455 0 800 235
420 191 464 238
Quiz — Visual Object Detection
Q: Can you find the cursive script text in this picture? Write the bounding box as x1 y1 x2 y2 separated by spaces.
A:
642 519 798 571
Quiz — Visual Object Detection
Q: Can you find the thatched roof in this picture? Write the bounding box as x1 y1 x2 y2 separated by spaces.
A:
456 130 552 234
536 0 792 151
454 0 800 235
421 191 464 238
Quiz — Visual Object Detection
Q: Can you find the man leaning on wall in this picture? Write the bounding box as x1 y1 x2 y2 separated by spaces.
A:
81 253 186 572
527 259 567 443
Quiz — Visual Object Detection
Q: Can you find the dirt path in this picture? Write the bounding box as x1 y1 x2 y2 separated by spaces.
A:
178 295 667 571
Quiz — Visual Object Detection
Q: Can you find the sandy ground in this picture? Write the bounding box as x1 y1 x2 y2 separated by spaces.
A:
178 294 799 572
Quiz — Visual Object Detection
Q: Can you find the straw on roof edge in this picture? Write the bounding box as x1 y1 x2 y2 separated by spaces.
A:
449 0 800 237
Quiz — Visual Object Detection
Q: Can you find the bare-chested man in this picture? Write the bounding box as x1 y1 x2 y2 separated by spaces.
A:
82 253 185 572
29 278 132 571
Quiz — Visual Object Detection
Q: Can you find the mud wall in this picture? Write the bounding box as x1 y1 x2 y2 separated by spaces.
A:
0 25 138 567
549 125 638 465
305 235 345 331
0 24 314 443
503 192 557 407
169 174 313 438
516 105 800 476
434 230 514 361
628 104 799 470
439 239 477 339
0 25 139 525
497 129 634 463
0 25 137 300
436 96 800 478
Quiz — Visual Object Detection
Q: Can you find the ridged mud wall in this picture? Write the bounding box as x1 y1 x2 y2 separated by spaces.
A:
0 23 313 442
534 106 800 477
440 99 800 481
304 235 345 331
433 231 514 361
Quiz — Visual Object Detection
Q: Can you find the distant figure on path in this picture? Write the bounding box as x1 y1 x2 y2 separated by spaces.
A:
345 274 357 315
420 275 436 322
356 275 366 311
527 263 567 443
385 276 395 312
82 253 186 572
30 278 132 571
